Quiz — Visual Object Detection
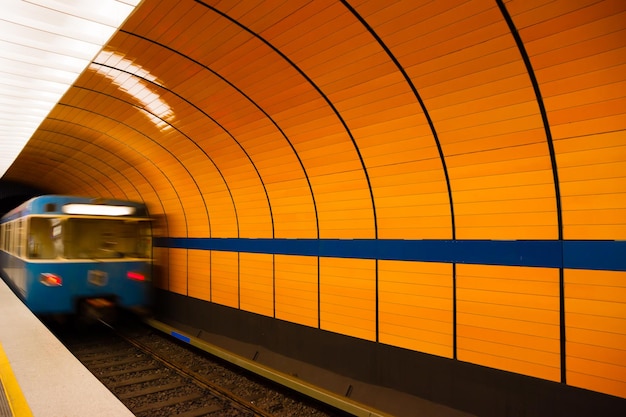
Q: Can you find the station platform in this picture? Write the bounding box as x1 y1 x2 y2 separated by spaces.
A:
0 279 133 417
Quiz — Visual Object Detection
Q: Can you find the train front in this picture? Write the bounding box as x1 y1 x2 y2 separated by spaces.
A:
25 198 153 318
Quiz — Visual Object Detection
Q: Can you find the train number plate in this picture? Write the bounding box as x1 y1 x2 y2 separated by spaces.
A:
88 270 108 286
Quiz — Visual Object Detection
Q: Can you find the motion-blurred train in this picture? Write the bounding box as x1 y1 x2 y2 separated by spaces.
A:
0 195 153 317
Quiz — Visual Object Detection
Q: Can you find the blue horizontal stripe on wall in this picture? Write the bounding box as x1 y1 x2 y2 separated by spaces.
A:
154 238 626 272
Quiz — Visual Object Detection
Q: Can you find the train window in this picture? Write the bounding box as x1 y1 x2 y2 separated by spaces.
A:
6 222 12 254
27 217 57 259
15 219 23 257
63 218 151 259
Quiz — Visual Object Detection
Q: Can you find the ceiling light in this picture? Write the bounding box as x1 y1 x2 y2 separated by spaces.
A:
0 0 142 178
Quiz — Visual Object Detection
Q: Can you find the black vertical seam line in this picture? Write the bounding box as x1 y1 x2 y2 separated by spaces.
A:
317 256 321 329
375 258 379 342
117 32 320 242
341 0 456 351
452 263 457 359
496 0 565 383
38 130 131 199
193 1 376 238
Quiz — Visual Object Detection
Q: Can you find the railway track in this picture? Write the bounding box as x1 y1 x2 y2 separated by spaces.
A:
54 318 347 417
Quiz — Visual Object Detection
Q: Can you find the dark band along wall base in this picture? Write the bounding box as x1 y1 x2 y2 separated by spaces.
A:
155 289 626 417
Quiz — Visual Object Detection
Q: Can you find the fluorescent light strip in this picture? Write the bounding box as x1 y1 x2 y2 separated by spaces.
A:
62 203 136 216
0 0 142 179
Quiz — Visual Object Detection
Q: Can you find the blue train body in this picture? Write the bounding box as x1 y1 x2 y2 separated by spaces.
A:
0 195 153 315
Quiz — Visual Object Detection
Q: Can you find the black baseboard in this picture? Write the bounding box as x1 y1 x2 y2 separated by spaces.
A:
154 289 625 417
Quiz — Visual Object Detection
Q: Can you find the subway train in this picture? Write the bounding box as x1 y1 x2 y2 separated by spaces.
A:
0 195 153 317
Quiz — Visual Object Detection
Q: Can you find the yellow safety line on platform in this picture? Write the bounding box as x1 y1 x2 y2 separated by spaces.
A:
0 343 33 417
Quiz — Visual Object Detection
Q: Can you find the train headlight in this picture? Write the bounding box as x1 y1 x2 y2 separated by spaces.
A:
40 273 62 286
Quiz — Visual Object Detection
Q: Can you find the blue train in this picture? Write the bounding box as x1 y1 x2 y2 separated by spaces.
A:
0 195 152 317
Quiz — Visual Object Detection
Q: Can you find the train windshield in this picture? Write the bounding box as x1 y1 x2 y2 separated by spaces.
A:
28 217 151 260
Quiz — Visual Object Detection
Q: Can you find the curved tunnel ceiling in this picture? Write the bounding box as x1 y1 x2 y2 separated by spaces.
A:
5 0 626 243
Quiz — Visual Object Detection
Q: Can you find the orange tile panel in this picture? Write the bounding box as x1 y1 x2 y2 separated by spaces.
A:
558 160 626 183
565 269 626 397
274 254 318 329
344 101 428 133
459 273 559 295
531 29 626 71
458 324 559 361
459 347 560 382
510 0 622 31
457 264 560 378
436 101 541 136
566 297 626 319
453 186 555 206
210 251 239 309
557 145 626 170
374 189 450 207
368 160 444 183
567 312 626 335
459 332 558 368
239 252 274 317
448 141 549 167
417 57 528 100
567 371 626 400
563 208 626 227
377 217 451 239
355 0 466 34
187 249 211 302
327 70 406 104
458 311 558 341
319 257 376 341
561 175 626 199
386 5 501 63
379 315 452 344
563 225 626 240
441 116 545 148
302 158 367 179
544 77 626 112
554 130 626 154
523 8 626 53
448 155 553 179
431 88 539 125
357 132 437 161
379 260 453 356
562 192 626 211
379 332 452 359
457 299 559 326
568 342 626 371
549 97 626 128
567 328 626 354
167 248 188 296
455 213 556 237
451 168 553 192
568 356 626 398
567 269 626 287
